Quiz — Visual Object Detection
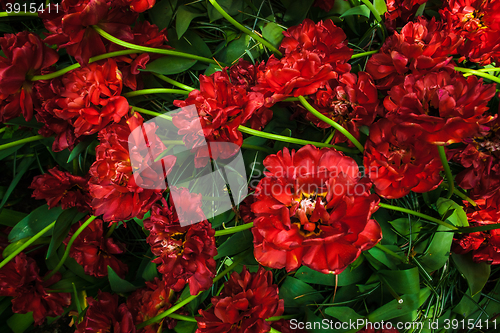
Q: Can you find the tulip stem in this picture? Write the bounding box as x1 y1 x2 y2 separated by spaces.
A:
207 0 282 57
93 26 224 66
437 145 454 199
0 135 44 152
0 221 56 270
351 50 378 59
131 106 358 153
441 183 477 206
44 216 97 280
241 143 274 154
104 223 117 238
123 88 190 98
378 203 458 230
153 73 196 92
270 328 282 333
298 96 364 153
167 313 198 323
137 253 248 329
30 50 142 81
266 314 298 321
215 222 254 236
0 12 39 17
454 67 500 85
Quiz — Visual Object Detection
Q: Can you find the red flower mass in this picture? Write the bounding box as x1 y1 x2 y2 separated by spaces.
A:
143 189 217 295
0 253 71 326
196 266 284 333
63 217 128 278
251 145 381 274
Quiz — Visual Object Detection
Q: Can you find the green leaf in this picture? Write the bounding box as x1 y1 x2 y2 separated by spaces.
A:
340 5 371 18
176 6 205 39
389 217 422 241
141 261 159 282
7 313 34 333
107 266 138 293
0 155 35 210
8 205 63 242
143 56 197 75
279 276 323 308
373 0 388 16
273 128 292 152
418 224 454 271
219 34 261 64
67 138 94 163
174 321 197 333
207 0 244 22
46 208 86 259
367 245 401 270
295 263 368 287
437 197 469 227
452 253 490 297
325 306 363 322
367 287 431 322
208 209 235 229
261 22 285 49
0 209 27 227
168 30 212 59
379 267 420 295
214 229 253 259
150 0 177 30
283 0 315 25
453 288 481 318
2 237 50 258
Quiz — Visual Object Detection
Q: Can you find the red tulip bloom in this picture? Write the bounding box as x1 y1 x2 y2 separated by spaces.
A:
303 72 379 145
196 266 284 333
143 188 217 295
53 58 129 137
0 253 71 326
313 0 336 12
452 194 500 264
41 0 137 64
450 118 500 199
29 166 91 211
384 0 428 31
0 31 58 122
251 145 381 274
364 119 443 199
116 0 155 12
108 20 169 90
173 71 259 168
366 17 462 90
76 291 135 333
440 0 500 65
383 70 496 145
63 218 128 278
127 278 176 333
89 113 176 222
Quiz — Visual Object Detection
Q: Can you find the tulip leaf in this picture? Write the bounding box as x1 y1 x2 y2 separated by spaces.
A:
437 197 469 227
174 321 197 333
279 277 323 309
261 22 285 49
207 0 243 22
325 306 363 322
389 217 423 241
283 0 315 25
340 5 371 18
214 229 253 259
0 155 35 211
452 253 490 297
46 208 86 259
176 6 205 39
108 266 138 293
141 261 159 282
379 267 420 295
150 0 177 30
367 287 431 322
143 56 197 75
453 288 481 318
7 313 34 333
0 208 27 227
373 0 388 16
2 237 50 258
67 137 94 163
295 263 369 287
8 205 63 242
219 34 261 64
418 224 454 272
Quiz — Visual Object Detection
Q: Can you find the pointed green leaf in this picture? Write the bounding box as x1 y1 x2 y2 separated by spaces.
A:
8 205 63 242
452 253 490 297
46 208 86 259
340 5 370 18
108 266 138 293
176 6 205 39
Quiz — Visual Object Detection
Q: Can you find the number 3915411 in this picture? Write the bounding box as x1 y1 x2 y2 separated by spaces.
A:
5 2 59 14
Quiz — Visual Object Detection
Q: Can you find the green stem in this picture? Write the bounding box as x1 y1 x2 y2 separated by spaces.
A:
437 145 454 199
44 216 97 280
104 224 117 238
214 222 254 237
0 12 39 18
360 0 383 22
298 96 364 153
454 67 500 85
0 135 44 152
282 97 299 102
207 0 282 57
131 106 358 153
0 127 6 134
0 222 55 270
374 243 407 263
441 183 477 207
167 314 198 323
153 73 196 92
93 26 222 66
241 143 273 154
378 203 458 230
270 328 282 333
266 314 298 321
31 50 141 81
137 254 248 328
351 50 378 59
123 88 189 98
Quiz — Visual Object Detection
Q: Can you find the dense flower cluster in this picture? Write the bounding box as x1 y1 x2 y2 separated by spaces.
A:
143 189 217 295
251 145 381 274
196 266 284 333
